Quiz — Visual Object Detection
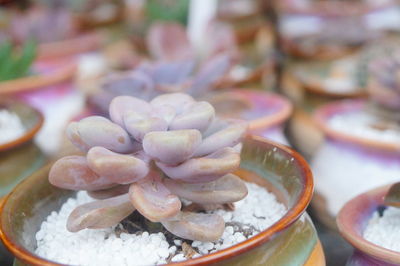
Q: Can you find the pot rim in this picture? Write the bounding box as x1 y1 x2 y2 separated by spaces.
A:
0 60 76 95
37 32 103 60
0 135 313 266
208 89 293 132
337 184 400 264
0 100 44 152
314 99 400 153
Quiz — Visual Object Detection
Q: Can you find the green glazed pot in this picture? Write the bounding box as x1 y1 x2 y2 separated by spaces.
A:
0 136 325 266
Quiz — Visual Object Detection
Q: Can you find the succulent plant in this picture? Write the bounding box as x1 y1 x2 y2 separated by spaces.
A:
0 39 36 82
49 93 248 241
87 22 238 113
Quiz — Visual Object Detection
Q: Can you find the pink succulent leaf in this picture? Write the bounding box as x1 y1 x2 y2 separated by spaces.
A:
147 22 194 61
67 194 134 232
169 101 215 133
74 116 137 154
152 105 177 125
143 130 202 165
194 119 248 157
87 147 149 184
156 147 240 183
66 122 91 152
151 60 195 86
101 71 154 100
163 174 248 204
129 171 181 222
123 111 168 142
162 212 225 242
204 20 239 57
49 156 115 191
88 185 130 200
189 53 232 96
109 96 152 127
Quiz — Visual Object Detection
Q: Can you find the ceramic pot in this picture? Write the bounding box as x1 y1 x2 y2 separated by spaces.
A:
0 135 325 266
0 100 45 198
205 89 292 145
337 185 400 265
311 100 400 229
277 0 399 60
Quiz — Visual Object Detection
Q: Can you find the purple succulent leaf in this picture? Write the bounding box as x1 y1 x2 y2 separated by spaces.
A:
88 185 130 200
169 101 215 133
101 71 154 100
189 53 232 96
67 194 134 232
49 156 114 191
129 171 181 222
73 116 137 154
150 93 195 114
66 122 91 152
143 130 202 165
87 147 149 184
156 147 240 183
109 96 152 127
152 105 176 125
163 174 247 204
146 22 194 61
123 111 168 142
162 212 225 242
151 60 195 86
194 119 248 157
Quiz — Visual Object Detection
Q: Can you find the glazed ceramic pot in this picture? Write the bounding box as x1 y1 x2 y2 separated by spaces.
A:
337 185 400 265
205 89 292 145
0 100 45 198
277 0 399 60
311 100 400 229
0 135 325 266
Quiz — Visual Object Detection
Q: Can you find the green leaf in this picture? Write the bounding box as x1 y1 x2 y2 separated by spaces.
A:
145 0 190 25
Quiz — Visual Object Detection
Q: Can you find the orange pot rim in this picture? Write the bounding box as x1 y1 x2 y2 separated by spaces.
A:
0 101 44 152
314 99 400 153
0 60 76 95
0 135 314 266
337 185 400 265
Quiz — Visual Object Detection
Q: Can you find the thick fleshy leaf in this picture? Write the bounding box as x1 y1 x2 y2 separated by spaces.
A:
101 71 154 100
66 122 91 152
143 129 202 165
151 60 195 86
147 22 194 61
67 194 134 232
150 93 194 114
49 156 114 191
163 174 247 204
157 147 240 183
169 101 215 132
194 119 248 157
75 116 136 154
129 171 181 222
88 185 130 200
190 53 232 96
109 96 152 127
162 212 225 242
384 182 400 207
87 147 149 184
123 111 168 142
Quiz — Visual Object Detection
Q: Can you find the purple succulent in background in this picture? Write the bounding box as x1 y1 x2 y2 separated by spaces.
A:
88 22 239 112
49 93 248 241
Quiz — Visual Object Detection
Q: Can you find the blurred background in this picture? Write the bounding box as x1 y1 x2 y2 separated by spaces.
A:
0 0 400 265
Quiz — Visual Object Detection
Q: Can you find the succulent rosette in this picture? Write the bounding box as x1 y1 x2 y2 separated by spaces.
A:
88 21 239 112
49 93 248 241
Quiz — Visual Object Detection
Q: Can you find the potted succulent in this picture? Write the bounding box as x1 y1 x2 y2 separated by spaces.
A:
0 93 324 265
276 0 399 60
310 45 400 228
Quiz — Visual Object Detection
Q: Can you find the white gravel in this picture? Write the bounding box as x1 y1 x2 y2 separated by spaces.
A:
35 182 286 266
328 111 400 143
364 207 400 252
0 109 25 144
